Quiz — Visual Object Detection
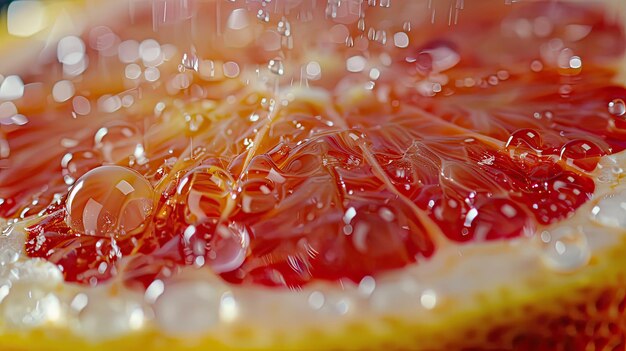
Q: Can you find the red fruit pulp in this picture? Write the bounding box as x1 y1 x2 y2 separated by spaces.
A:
0 1 624 289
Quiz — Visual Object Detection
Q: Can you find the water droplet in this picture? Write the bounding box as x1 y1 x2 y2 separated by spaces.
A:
505 128 543 151
180 52 199 72
306 61 322 79
52 80 75 103
402 21 411 32
277 17 291 37
70 293 89 312
240 178 278 214
155 281 219 335
559 139 603 172
539 226 590 273
76 293 144 339
420 289 437 309
6 1 47 37
144 67 161 82
144 279 165 304
416 44 460 73
345 35 354 47
94 122 141 164
346 55 367 73
256 8 269 23
325 0 339 18
66 165 154 236
118 40 140 63
370 277 420 311
176 166 235 222
530 60 543 72
182 221 250 273
2 286 62 327
57 36 86 65
308 291 325 310
358 276 376 296
184 114 204 133
374 29 387 45
61 150 103 185
125 64 142 80
222 61 240 78
591 190 626 228
97 94 122 113
219 291 239 323
0 101 18 121
268 58 285 76
378 207 395 222
608 98 626 117
393 32 409 48
357 18 366 32
72 96 91 116
0 226 23 266
0 75 24 100
463 198 531 241
569 56 582 69
138 39 162 64
89 26 117 53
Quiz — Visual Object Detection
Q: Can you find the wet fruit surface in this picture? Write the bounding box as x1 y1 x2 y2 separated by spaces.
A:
0 1 625 290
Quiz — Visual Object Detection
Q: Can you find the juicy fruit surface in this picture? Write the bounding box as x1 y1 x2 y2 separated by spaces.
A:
0 0 625 292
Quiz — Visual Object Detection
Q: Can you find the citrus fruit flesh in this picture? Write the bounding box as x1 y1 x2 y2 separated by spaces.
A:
1 0 626 350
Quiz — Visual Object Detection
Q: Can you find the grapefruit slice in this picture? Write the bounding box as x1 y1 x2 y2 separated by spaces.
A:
1 0 626 349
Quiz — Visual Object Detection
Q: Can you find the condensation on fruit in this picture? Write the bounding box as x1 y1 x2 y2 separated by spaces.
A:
94 122 142 164
176 166 236 223
2 0 626 292
65 165 154 236
539 226 590 273
0 225 24 266
1 286 62 328
608 98 626 117
74 293 145 339
154 281 220 335
61 150 103 185
590 190 626 229
181 221 250 273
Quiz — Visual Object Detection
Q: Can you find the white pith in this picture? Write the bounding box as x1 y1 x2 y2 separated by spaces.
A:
0 0 625 346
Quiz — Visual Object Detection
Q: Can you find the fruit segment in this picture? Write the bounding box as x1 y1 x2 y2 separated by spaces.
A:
0 0 625 292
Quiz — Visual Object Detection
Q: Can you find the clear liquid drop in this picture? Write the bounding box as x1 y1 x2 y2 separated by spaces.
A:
180 52 199 72
277 17 291 37
608 98 626 117
590 190 626 228
176 166 235 222
182 221 250 273
94 121 141 164
268 58 285 76
325 0 339 18
66 165 154 237
61 150 103 185
357 18 366 32
184 114 204 134
539 226 590 273
374 29 387 45
256 9 269 23
345 36 354 47
154 281 219 334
